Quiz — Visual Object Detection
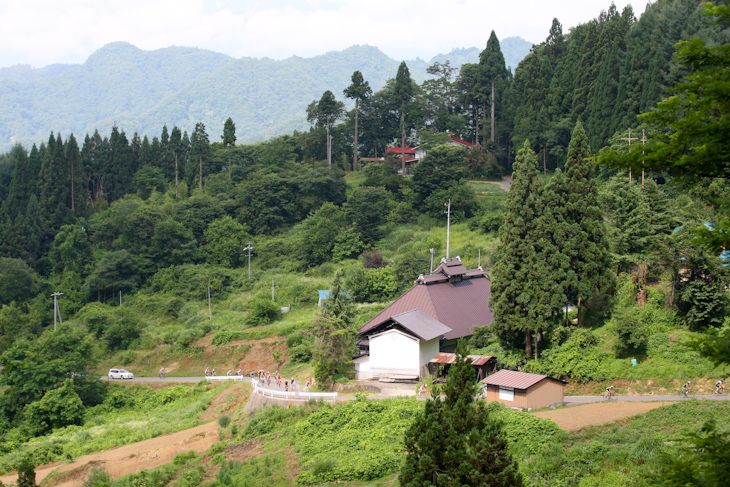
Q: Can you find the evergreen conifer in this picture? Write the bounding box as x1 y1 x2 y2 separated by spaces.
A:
400 341 523 487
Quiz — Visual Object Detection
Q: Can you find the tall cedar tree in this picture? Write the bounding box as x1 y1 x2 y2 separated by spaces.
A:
306 90 344 170
343 71 372 171
491 140 543 356
222 117 236 179
479 31 509 145
393 62 414 175
39 133 72 247
65 134 83 214
188 122 211 192
400 341 523 487
108 127 133 202
562 120 612 324
169 126 183 197
532 169 571 352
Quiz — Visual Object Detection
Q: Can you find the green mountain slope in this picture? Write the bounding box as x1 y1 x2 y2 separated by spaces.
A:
0 39 532 152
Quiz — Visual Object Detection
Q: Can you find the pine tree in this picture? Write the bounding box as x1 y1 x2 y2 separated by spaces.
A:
221 117 236 179
393 61 414 175
491 140 543 356
343 71 372 171
306 91 344 170
400 341 523 487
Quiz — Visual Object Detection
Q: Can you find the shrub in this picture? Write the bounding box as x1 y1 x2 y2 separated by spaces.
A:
345 266 399 302
527 329 613 383
82 465 110 487
24 381 85 436
218 414 231 428
244 298 281 326
289 343 313 364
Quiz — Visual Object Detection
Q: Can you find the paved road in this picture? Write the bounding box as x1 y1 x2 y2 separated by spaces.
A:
102 376 249 383
563 394 730 406
104 377 730 404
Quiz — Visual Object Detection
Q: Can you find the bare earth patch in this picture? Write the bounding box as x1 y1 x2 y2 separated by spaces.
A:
0 422 219 487
533 401 672 431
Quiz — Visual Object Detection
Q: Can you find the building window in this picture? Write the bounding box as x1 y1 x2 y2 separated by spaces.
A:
498 386 514 401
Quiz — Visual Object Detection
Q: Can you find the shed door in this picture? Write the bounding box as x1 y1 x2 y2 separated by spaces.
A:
499 386 514 401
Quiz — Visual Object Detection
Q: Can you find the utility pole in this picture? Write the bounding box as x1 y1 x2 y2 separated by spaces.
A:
641 129 647 188
208 286 212 320
429 248 435 274
119 290 122 307
444 199 451 259
244 242 253 282
478 249 481 268
51 292 64 331
621 128 638 183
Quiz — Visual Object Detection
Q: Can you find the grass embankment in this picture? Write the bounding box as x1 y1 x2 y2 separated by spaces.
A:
0 381 241 473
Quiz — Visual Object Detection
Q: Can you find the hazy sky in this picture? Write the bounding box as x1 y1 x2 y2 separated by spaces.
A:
0 0 639 68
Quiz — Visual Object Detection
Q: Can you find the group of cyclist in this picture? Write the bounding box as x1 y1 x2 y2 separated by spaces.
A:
680 379 726 397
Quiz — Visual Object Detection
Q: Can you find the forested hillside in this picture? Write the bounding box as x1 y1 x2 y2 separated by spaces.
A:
0 1 729 485
0 39 532 154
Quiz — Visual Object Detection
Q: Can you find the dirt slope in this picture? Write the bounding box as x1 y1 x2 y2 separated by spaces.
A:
533 401 672 431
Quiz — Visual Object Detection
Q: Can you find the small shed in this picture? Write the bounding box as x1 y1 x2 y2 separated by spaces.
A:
428 353 496 381
480 370 565 410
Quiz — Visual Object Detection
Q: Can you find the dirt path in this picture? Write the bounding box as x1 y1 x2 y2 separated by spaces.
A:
0 421 218 487
533 401 672 431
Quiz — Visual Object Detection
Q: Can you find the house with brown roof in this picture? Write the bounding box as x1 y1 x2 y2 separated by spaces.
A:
355 256 494 381
480 370 566 410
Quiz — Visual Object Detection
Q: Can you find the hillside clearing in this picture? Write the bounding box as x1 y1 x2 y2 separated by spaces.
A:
533 401 672 431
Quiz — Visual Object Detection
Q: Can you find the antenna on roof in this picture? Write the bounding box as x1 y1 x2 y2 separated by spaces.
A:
429 248 435 274
444 199 451 259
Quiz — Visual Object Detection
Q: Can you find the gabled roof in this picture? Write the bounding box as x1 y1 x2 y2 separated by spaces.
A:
430 353 494 366
386 146 416 154
450 136 474 148
373 309 452 341
480 370 565 389
359 257 493 340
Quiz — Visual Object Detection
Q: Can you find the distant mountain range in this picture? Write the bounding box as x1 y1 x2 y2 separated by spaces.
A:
0 38 532 152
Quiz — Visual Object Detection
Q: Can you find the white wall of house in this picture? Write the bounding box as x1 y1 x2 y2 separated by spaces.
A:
369 329 420 377
419 337 440 366
353 355 371 380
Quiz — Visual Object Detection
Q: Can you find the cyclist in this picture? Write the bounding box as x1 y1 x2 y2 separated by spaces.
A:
204 366 210 376
159 367 165 379
605 385 615 400
715 379 724 395
682 381 691 397
419 383 428 397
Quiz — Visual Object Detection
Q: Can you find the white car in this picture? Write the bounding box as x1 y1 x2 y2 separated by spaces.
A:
108 368 134 379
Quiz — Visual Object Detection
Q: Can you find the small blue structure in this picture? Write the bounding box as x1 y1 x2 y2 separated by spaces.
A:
318 290 330 307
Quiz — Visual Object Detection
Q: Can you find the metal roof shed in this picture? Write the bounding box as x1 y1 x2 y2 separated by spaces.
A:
480 370 566 410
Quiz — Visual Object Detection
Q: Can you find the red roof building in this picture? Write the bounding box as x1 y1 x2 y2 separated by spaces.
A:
355 257 494 381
